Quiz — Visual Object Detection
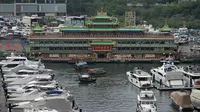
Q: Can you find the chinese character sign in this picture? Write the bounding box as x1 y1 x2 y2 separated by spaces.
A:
92 45 111 51
13 44 20 50
6 43 11 50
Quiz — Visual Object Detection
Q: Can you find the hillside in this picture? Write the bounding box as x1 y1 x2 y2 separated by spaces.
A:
67 0 200 29
2 0 200 28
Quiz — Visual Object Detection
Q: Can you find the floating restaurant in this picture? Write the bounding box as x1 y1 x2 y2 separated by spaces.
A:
29 9 177 62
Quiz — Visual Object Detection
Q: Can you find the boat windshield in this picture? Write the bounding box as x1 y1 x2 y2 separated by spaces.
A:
164 65 177 72
141 101 154 104
192 76 200 79
139 78 148 81
3 64 19 68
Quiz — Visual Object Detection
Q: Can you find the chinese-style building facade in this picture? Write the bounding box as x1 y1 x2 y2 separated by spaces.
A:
29 9 177 61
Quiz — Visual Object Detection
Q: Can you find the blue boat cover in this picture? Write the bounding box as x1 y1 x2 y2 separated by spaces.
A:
75 62 87 66
45 90 63 95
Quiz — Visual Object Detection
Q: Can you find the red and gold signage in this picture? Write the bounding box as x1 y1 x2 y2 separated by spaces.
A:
6 43 11 50
13 44 20 50
92 45 111 51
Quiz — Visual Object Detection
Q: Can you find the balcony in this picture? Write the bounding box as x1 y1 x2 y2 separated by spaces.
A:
112 50 176 54
30 50 91 54
115 44 176 47
30 44 90 47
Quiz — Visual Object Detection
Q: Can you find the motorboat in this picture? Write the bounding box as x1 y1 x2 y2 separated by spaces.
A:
13 91 79 112
26 75 54 85
126 67 153 88
0 53 45 70
8 88 39 98
2 62 45 74
24 107 58 112
7 75 53 86
87 68 106 75
8 89 71 104
179 65 200 87
190 80 200 110
136 90 157 112
0 53 27 66
74 61 88 70
150 61 185 88
78 73 96 83
170 91 193 110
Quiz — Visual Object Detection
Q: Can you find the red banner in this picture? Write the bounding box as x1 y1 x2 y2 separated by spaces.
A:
6 43 11 50
92 45 111 51
13 44 20 50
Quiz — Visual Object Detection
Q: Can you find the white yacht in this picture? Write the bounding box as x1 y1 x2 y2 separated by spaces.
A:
179 65 200 87
8 89 70 103
136 90 157 112
150 61 185 88
8 88 39 98
13 90 78 112
7 75 53 86
7 81 57 94
24 107 58 112
0 53 45 70
126 67 153 88
190 80 200 110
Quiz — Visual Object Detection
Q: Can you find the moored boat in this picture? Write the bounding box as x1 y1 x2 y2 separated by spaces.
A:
126 67 153 88
78 73 97 83
190 80 200 110
136 90 157 112
150 61 185 88
74 61 88 70
87 68 106 75
170 91 194 110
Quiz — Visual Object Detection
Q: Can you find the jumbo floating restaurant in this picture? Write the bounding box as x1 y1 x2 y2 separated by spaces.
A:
29 9 177 62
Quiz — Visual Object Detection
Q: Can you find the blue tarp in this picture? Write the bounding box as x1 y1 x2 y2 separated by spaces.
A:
45 90 63 95
75 62 87 66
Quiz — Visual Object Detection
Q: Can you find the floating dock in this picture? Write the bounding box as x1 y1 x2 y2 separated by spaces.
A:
155 86 200 91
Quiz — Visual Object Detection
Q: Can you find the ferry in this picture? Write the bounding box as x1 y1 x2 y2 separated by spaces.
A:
150 61 185 88
136 90 157 112
126 67 153 88
29 9 177 62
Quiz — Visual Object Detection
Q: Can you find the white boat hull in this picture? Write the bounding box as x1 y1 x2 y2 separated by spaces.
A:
150 69 185 88
190 89 200 109
126 72 153 88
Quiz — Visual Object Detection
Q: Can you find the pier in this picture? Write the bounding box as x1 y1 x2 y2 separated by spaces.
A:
155 86 200 91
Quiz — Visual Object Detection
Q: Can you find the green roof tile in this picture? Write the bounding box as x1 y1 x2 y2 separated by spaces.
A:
32 24 43 31
160 21 172 32
89 28 117 31
90 41 116 45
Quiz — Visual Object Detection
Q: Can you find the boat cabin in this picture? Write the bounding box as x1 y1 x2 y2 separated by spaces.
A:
16 69 39 75
182 65 200 86
136 90 157 112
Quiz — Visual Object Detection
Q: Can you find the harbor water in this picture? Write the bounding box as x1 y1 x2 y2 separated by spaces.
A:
45 63 198 112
